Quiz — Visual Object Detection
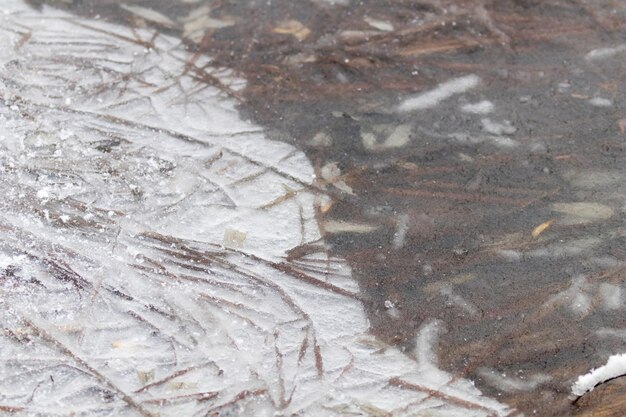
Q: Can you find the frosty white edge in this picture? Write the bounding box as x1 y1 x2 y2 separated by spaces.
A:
572 353 626 397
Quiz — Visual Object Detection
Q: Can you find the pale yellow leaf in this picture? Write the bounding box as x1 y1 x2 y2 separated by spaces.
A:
272 20 311 41
531 220 554 238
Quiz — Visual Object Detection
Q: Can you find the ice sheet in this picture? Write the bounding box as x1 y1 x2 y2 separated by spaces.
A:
0 2 511 416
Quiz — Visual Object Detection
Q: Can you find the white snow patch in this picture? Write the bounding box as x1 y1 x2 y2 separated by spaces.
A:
0 253 25 269
36 188 49 199
397 75 481 112
572 353 626 397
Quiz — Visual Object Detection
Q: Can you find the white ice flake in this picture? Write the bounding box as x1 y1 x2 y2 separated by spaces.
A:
0 2 511 416
461 100 494 114
588 97 613 107
585 44 626 61
397 75 481 112
481 118 516 135
478 368 551 393
364 16 394 32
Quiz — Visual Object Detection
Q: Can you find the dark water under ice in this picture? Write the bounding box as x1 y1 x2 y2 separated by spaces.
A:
8 0 626 415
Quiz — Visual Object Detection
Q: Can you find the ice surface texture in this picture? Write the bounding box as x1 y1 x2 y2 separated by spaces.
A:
0 2 510 416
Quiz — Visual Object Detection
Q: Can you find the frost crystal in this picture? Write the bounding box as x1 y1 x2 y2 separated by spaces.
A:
572 353 626 397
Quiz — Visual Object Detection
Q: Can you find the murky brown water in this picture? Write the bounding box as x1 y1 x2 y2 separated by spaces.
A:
25 0 626 415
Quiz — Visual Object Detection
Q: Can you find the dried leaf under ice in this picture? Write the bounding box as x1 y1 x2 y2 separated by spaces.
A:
0 2 511 416
272 20 311 41
121 4 177 27
531 219 554 238
180 5 234 43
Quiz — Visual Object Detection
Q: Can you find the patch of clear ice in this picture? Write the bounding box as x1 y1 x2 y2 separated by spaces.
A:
0 2 511 416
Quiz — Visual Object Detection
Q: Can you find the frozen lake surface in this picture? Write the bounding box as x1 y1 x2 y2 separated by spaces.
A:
1 0 625 416
0 1 512 416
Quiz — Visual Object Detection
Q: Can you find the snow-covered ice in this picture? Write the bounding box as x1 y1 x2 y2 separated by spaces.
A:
0 1 511 416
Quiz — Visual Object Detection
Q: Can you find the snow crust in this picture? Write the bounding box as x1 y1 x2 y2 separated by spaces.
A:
0 1 510 416
572 353 626 397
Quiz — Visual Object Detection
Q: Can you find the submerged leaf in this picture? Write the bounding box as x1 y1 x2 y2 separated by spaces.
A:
272 20 311 41
531 219 554 238
121 4 176 27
